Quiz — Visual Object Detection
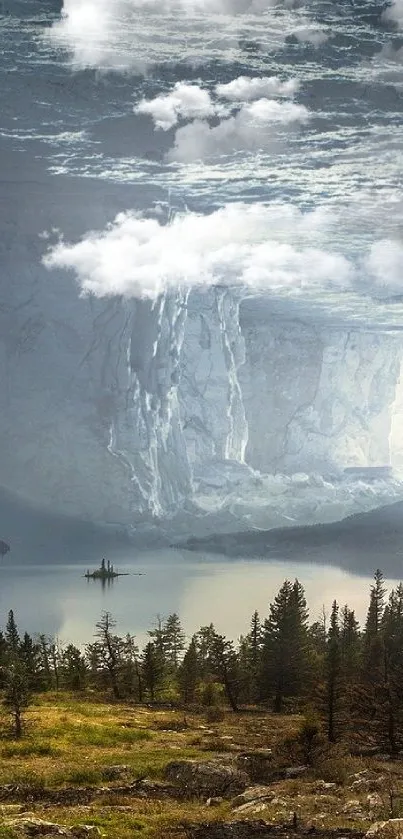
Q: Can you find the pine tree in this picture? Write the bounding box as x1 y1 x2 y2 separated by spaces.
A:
94 611 123 699
194 624 217 680
356 571 388 748
163 614 185 671
61 644 87 691
211 632 239 712
3 659 31 738
261 579 309 712
381 583 403 753
325 600 342 742
121 634 141 699
238 611 263 703
141 642 164 702
19 632 41 691
5 610 20 659
2 614 31 738
179 638 199 704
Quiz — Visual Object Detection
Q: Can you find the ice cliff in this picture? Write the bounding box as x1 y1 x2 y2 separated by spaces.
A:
1 266 403 530
1 170 403 533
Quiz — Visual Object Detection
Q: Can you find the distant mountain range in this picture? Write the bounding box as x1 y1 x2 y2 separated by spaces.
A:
180 500 403 578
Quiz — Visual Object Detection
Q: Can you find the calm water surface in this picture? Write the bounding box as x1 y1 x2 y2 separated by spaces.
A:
0 551 399 647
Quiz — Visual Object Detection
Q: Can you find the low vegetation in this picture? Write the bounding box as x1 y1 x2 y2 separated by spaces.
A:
0 570 401 838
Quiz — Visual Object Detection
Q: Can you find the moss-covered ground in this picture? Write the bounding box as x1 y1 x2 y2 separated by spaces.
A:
0 693 401 839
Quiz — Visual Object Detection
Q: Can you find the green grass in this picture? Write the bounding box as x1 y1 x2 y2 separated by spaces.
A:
1 741 60 758
49 722 152 748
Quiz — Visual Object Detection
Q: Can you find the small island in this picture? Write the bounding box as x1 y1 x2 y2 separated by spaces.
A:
84 558 129 581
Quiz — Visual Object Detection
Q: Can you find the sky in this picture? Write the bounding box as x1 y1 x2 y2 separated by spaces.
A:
37 0 403 329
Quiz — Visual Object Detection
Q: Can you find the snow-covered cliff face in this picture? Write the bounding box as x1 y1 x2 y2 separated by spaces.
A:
1 167 403 529
1 250 403 531
239 300 402 476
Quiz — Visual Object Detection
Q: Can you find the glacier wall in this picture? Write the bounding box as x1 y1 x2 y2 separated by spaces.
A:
1 165 403 528
1 271 403 528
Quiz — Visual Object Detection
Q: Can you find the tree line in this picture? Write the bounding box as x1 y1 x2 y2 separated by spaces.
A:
2 569 403 752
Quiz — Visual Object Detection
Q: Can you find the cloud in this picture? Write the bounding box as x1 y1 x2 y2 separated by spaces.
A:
135 83 215 130
167 98 310 161
215 75 300 100
383 0 403 28
47 0 324 70
292 26 328 45
42 203 355 301
366 240 403 290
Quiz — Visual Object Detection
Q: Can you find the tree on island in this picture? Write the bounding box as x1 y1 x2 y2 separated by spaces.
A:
0 540 10 558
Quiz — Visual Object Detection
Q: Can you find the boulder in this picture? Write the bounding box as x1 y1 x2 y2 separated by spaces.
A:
285 765 308 779
316 780 338 792
367 793 383 813
101 765 131 781
164 760 248 799
236 751 273 783
231 786 275 808
342 800 367 820
3 820 101 839
185 821 278 839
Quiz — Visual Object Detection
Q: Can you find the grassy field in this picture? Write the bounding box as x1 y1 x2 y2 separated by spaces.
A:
0 693 400 839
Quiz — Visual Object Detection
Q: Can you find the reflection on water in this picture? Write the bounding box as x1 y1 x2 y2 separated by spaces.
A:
0 550 400 647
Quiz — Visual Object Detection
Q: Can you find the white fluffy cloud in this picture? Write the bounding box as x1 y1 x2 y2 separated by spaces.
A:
167 98 309 161
291 25 328 45
215 75 299 101
383 0 403 28
42 203 353 300
135 83 215 130
42 203 403 304
135 79 308 160
47 0 325 70
365 240 403 289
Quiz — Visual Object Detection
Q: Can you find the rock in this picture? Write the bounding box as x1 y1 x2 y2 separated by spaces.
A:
5 820 71 837
367 793 383 812
342 799 367 820
367 820 403 839
231 786 274 808
185 820 280 839
316 780 337 791
352 779 371 791
4 820 101 839
285 765 308 779
206 797 224 807
232 801 268 815
101 765 131 781
164 760 249 799
236 751 273 783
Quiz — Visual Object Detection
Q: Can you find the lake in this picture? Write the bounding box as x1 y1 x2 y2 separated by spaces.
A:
0 550 399 648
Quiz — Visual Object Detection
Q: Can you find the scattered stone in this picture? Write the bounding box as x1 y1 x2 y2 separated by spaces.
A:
316 781 338 792
236 751 273 783
231 786 275 808
184 821 279 839
101 765 131 781
285 766 308 779
342 800 367 820
232 801 268 815
164 760 249 799
367 793 383 812
3 819 101 839
352 780 371 792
